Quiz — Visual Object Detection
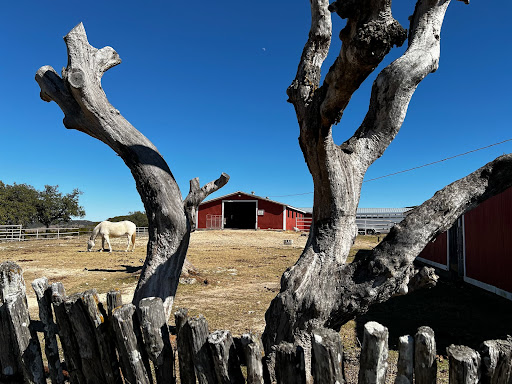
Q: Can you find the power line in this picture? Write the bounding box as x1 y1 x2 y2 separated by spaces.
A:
267 138 512 198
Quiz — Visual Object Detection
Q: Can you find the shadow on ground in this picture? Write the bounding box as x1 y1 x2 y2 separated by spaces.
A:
86 264 143 274
356 279 512 355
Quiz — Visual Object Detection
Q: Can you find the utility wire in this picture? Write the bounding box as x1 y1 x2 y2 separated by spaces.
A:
267 138 512 198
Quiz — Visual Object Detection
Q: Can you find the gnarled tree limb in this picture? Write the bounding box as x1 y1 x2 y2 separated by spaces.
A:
35 23 228 320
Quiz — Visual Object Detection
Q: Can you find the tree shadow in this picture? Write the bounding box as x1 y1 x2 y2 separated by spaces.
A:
355 279 512 355
86 265 143 274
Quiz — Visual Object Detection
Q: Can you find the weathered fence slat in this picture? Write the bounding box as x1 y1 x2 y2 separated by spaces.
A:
138 297 175 384
175 308 196 384
358 321 388 384
274 342 306 384
480 338 512 384
0 261 45 384
51 282 86 384
65 290 120 383
112 304 151 384
447 344 481 384
311 327 346 384
414 326 437 384
107 289 123 317
394 335 414 384
188 314 217 384
208 329 245 383
32 277 65 384
240 333 265 384
0 263 20 380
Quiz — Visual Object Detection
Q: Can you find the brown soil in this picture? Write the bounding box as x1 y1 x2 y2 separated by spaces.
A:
3 230 508 383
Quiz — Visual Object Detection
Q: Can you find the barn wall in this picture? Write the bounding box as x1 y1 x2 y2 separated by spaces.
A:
256 199 285 230
197 200 222 229
416 231 448 270
464 188 512 296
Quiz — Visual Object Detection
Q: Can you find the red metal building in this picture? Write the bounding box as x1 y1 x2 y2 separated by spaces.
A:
197 191 311 231
417 187 512 300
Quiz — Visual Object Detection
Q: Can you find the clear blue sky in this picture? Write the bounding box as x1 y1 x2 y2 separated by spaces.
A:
0 1 510 221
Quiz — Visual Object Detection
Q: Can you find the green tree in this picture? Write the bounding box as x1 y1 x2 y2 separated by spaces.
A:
108 211 148 227
0 182 39 226
36 185 85 228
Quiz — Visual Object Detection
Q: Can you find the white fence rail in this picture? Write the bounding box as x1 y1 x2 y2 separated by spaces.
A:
356 218 396 234
22 228 80 240
136 227 149 237
0 225 22 241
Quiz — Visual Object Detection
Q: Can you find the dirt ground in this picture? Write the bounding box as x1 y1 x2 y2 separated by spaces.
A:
1 230 510 383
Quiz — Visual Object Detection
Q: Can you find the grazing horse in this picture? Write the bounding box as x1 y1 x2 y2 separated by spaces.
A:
87 220 136 252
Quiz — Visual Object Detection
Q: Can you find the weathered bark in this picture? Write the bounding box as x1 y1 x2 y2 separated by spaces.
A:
358 322 388 384
32 277 65 384
112 304 151 384
311 327 346 384
480 338 512 384
447 345 481 384
414 326 437 384
207 330 245 383
263 0 511 352
138 297 175 384
35 23 228 320
240 333 265 384
394 335 414 384
0 262 45 384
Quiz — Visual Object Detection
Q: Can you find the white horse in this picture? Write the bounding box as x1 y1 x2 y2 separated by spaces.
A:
87 220 136 252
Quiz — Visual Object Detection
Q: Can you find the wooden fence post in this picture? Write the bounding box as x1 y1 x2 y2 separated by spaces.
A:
414 326 437 384
175 310 216 384
175 309 196 384
480 338 512 384
138 297 175 384
0 261 45 384
240 333 265 384
50 283 86 384
394 335 414 384
0 262 20 379
311 327 346 384
447 345 480 384
208 330 245 383
64 290 120 383
112 304 151 384
107 289 123 317
32 277 65 384
358 321 388 384
274 342 306 384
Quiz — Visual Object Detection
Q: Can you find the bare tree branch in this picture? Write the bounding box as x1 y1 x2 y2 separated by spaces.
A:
184 173 230 231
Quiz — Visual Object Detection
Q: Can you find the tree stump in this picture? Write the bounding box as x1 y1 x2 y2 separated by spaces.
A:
447 345 480 384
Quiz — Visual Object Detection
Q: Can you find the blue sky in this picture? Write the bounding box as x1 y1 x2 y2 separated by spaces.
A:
0 1 511 221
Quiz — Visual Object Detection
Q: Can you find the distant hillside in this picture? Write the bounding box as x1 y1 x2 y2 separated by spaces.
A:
107 211 148 227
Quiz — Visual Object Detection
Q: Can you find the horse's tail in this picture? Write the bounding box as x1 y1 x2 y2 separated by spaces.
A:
131 231 136 250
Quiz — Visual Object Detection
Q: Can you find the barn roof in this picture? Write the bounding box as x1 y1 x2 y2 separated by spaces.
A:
201 191 308 213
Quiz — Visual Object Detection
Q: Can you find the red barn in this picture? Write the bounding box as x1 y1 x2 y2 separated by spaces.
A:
417 187 512 300
196 191 311 231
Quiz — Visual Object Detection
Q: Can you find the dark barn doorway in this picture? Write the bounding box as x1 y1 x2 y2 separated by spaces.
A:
224 201 256 229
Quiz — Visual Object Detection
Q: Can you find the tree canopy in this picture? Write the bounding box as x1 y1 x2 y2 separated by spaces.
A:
108 211 148 227
0 182 39 226
0 182 85 227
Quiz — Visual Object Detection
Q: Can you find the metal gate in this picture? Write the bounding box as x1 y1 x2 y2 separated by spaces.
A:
0 225 22 241
296 217 312 232
206 214 223 230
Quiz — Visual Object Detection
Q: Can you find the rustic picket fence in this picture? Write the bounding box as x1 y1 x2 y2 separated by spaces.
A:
0 260 511 384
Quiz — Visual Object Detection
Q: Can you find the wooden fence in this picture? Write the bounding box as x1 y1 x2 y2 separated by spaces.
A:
0 225 22 241
0 260 511 384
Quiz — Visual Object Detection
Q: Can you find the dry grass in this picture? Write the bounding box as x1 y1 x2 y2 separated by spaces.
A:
1 230 454 383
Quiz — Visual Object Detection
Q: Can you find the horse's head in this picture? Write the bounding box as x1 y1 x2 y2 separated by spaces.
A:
87 239 95 251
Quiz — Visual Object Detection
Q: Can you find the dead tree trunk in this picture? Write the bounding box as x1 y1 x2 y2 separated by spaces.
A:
35 23 228 320
263 0 512 351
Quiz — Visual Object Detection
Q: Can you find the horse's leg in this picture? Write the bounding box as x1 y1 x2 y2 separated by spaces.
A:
105 235 112 252
100 236 105 252
125 234 130 252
